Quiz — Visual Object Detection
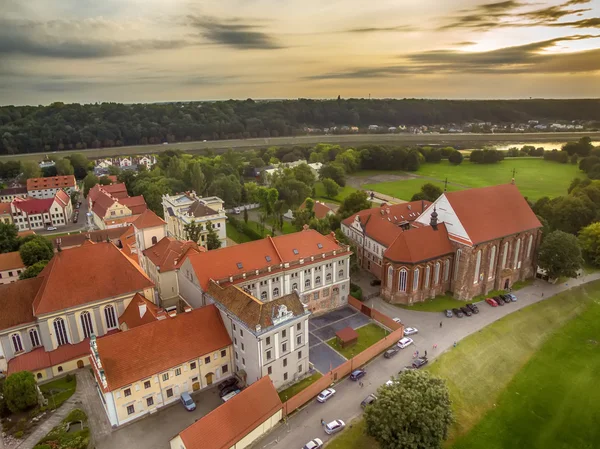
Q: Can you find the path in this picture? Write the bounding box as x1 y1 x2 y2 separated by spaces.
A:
253 272 600 448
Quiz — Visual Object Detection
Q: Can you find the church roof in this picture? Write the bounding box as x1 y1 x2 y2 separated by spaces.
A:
384 223 454 264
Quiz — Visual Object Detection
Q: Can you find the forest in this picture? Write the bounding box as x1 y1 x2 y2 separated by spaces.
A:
1 99 600 155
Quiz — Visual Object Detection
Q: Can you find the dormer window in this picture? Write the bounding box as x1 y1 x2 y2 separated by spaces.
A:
236 262 243 269
265 256 271 262
293 249 299 255
317 243 323 249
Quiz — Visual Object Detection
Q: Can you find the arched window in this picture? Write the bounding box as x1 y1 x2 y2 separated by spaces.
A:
513 238 521 268
29 329 41 347
527 234 533 258
399 269 407 292
488 246 496 279
424 266 431 288
151 236 158 245
104 305 117 330
434 262 440 285
454 249 462 280
502 242 510 268
261 291 267 300
54 318 68 346
305 279 311 289
474 250 482 284
315 276 321 286
443 259 450 282
326 273 332 282
387 266 394 288
273 287 280 298
37 373 43 380
338 270 344 279
292 283 298 291
80 311 94 339
11 333 23 353
413 268 420 291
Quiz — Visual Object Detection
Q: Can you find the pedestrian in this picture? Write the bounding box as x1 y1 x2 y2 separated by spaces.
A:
440 321 443 328
433 343 437 349
541 292 544 297
424 350 428 357
453 341 457 348
321 419 325 426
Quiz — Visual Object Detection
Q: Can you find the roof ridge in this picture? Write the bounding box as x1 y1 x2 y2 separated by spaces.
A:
267 235 283 264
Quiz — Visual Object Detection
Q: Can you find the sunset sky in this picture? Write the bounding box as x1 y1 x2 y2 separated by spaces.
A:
1 0 599 105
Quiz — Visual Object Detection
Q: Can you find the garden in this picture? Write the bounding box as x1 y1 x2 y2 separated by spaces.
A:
326 323 389 359
33 408 90 449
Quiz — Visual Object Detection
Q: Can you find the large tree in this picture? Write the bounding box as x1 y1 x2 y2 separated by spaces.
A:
0 222 19 253
321 178 340 199
578 222 600 266
365 370 453 449
83 173 99 197
538 230 583 279
3 371 38 413
55 158 74 175
411 183 443 202
205 221 222 250
319 163 346 187
20 161 41 181
338 191 371 219
19 261 48 279
184 221 203 243
19 236 54 266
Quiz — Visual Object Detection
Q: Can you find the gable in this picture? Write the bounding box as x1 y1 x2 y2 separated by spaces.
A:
416 195 471 245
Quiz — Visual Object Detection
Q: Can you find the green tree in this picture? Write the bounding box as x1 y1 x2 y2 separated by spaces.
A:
20 161 41 181
188 162 206 195
55 158 74 175
292 198 315 230
0 222 19 253
338 191 371 219
206 221 222 250
578 222 600 266
319 163 346 187
3 371 38 413
321 178 340 199
292 164 316 187
365 370 453 449
68 153 91 179
83 173 99 197
19 261 48 279
404 150 421 171
19 237 54 266
538 230 583 279
549 196 596 235
243 208 249 224
98 176 112 185
448 150 464 165
411 183 443 202
184 221 203 243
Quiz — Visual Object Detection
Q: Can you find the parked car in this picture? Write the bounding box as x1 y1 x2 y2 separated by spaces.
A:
452 308 464 318
445 309 453 318
392 317 402 324
397 337 414 349
221 389 240 402
384 347 399 358
485 297 498 307
501 295 512 304
218 377 238 392
350 369 366 381
493 296 505 306
495 295 509 304
404 327 418 336
180 392 196 411
303 438 323 449
507 293 517 302
460 306 472 317
466 303 479 314
220 384 241 397
317 388 336 403
46 226 57 231
412 357 429 369
233 207 241 214
370 279 382 286
385 380 395 387
361 394 377 408
324 420 345 435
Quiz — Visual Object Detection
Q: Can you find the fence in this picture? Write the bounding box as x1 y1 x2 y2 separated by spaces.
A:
282 298 404 416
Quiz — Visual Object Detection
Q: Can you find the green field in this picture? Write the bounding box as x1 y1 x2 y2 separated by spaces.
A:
277 372 323 402
226 222 253 243
363 159 583 201
393 293 473 312
326 323 389 359
314 181 358 204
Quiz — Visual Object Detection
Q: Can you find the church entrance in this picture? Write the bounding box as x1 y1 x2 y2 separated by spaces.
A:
504 279 510 289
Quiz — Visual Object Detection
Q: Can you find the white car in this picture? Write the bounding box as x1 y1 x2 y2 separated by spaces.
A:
233 207 241 214
303 438 323 449
404 327 418 336
385 380 395 387
393 317 402 324
317 388 335 403
397 337 414 349
324 419 345 435
46 226 57 231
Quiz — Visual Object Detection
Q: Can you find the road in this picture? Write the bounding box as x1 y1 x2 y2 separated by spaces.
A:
252 272 600 449
36 191 91 237
2 132 599 163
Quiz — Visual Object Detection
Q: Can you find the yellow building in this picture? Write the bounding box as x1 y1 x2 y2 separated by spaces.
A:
92 304 233 427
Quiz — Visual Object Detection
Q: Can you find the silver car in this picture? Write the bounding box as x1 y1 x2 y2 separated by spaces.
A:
404 327 418 336
324 419 345 435
303 438 323 449
316 388 336 403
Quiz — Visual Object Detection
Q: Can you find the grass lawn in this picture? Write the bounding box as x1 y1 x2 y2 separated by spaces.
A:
363 178 463 201
39 375 77 410
393 293 470 312
277 372 323 402
314 181 358 204
325 419 378 449
226 222 253 243
326 323 388 359
363 159 583 201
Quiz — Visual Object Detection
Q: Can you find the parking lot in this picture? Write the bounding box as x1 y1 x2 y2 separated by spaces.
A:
308 306 371 373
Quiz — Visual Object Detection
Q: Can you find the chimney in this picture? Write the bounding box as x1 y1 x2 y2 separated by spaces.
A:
157 310 167 320
138 301 147 318
256 324 261 332
302 224 309 231
184 306 192 313
168 310 177 318
407 204 412 211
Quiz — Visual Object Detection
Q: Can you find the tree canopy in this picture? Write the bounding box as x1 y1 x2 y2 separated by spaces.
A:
338 191 371 219
538 230 583 279
3 371 38 413
19 236 54 266
578 222 600 267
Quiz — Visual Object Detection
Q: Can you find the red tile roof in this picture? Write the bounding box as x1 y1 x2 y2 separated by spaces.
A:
384 223 454 263
91 192 117 218
443 184 542 244
0 251 25 272
101 183 128 199
300 200 333 219
342 201 431 247
52 228 129 249
55 190 70 207
133 209 166 229
96 304 231 390
12 197 54 215
32 242 154 315
0 203 11 214
179 376 282 449
0 278 42 331
143 237 200 272
27 175 76 191
119 196 147 215
7 339 90 375
336 326 358 343
118 293 165 329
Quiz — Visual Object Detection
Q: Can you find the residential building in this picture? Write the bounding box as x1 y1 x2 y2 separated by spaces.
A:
0 242 155 381
0 186 28 203
0 203 12 224
284 199 334 221
0 252 25 285
27 175 77 199
91 304 233 427
162 193 227 248
10 190 73 231
88 182 147 229
51 227 133 251
170 376 282 449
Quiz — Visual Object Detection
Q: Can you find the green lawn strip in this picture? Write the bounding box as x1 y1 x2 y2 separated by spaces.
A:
225 222 253 243
277 372 323 402
393 293 469 312
427 281 600 444
363 178 463 201
325 419 379 449
314 182 358 203
39 376 77 410
326 323 388 360
451 292 600 449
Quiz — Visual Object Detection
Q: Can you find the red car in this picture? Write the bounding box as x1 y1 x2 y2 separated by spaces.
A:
485 297 498 307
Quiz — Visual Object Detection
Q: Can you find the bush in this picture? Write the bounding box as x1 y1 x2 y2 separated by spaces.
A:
4 371 38 413
350 282 363 300
65 374 74 383
448 150 463 165
64 409 87 424
13 430 24 439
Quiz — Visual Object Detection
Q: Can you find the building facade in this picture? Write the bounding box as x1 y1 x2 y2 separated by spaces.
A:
10 191 73 231
0 186 28 203
88 183 147 230
0 252 25 285
27 175 78 199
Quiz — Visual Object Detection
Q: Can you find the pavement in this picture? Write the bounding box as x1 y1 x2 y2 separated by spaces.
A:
37 191 90 236
250 272 600 449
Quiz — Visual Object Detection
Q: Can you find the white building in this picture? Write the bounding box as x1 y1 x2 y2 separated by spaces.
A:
10 191 73 231
26 175 78 199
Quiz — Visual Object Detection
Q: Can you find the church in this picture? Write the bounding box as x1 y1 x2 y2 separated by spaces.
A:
341 183 542 304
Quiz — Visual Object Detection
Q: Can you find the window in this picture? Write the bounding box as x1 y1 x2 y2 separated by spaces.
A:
298 364 303 373
151 236 158 245
502 242 510 268
265 256 271 262
146 397 154 407
298 350 302 359
144 381 151 389
241 343 245 351
297 322 301 331
314 291 320 300
232 323 236 331
240 329 243 337
326 273 332 282
54 318 68 346
399 269 407 292
234 337 237 346
242 358 245 365
489 246 497 279
282 329 287 338
282 343 287 353
261 291 267 300
166 388 173 398
205 356 211 364
127 405 135 415
273 287 280 298
104 305 117 330
37 373 42 380
236 262 243 269
513 238 521 268
292 283 298 290
293 249 299 255
80 311 94 339
387 266 394 288
297 335 302 345
338 270 344 278
58 366 63 372
266 350 272 360
221 349 226 357
190 362 197 370
175 368 181 376
317 242 323 249
162 373 169 381
29 329 41 347
454 249 462 280
222 364 228 373
424 265 431 288
267 366 272 375
527 235 533 258
266 336 271 346
412 268 420 291
315 276 321 286
443 259 450 282
11 333 23 353
124 388 131 397
474 250 482 284
283 358 287 367
283 372 288 381
305 279 311 289
432 262 440 285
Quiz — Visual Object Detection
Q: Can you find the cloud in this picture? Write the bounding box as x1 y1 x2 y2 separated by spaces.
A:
344 25 415 33
549 17 600 28
188 15 282 49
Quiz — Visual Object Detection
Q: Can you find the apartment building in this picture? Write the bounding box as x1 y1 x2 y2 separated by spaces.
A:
88 182 147 229
27 175 78 199
0 203 12 224
10 190 73 231
0 252 25 285
0 186 28 203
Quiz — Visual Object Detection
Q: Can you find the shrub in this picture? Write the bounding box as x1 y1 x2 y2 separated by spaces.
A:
350 282 363 300
4 372 38 413
14 430 24 439
64 409 87 424
65 374 74 383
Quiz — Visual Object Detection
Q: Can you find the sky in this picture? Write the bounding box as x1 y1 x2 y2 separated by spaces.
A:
1 0 599 105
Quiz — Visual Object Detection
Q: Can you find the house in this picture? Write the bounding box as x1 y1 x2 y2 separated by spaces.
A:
0 252 25 285
0 186 28 203
88 183 147 230
170 376 282 449
162 193 227 248
0 203 12 224
27 175 78 199
91 304 233 427
136 155 157 170
0 242 155 381
51 227 132 251
10 190 73 231
285 199 334 221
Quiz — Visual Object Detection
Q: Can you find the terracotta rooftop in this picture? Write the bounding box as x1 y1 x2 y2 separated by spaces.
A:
8 339 90 375
12 197 54 215
384 223 454 264
27 175 76 191
100 183 129 199
0 251 25 272
207 282 307 331
143 237 201 272
51 227 129 249
187 200 218 218
91 191 117 218
120 196 147 215
96 304 231 390
336 326 358 342
0 203 11 214
0 278 42 331
32 242 154 315
178 376 282 449
300 200 334 220
133 209 166 230
118 293 165 329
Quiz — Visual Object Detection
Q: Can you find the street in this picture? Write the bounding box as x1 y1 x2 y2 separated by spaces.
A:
252 272 600 449
36 190 91 236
